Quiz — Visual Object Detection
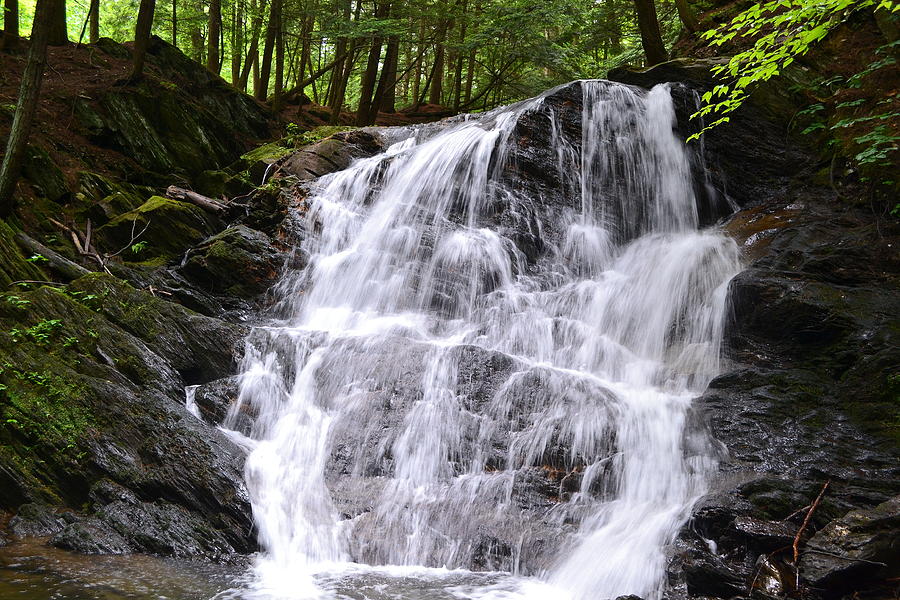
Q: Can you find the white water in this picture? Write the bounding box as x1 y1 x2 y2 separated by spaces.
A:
225 80 741 600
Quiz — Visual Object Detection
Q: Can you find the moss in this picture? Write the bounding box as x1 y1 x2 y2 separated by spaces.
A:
239 142 292 165
0 366 91 452
21 146 69 203
97 196 220 260
0 220 46 289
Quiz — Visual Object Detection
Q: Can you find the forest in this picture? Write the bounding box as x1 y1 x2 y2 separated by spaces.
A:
2 0 693 120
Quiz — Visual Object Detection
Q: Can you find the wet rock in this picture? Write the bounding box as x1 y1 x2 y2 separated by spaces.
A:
68 273 247 383
194 376 250 431
608 59 814 210
800 496 900 594
51 517 133 554
87 481 246 560
8 503 71 538
278 129 384 181
732 516 796 552
0 275 255 560
681 548 746 598
179 225 285 299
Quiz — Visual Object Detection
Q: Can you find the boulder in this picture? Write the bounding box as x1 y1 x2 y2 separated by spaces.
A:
179 225 285 299
97 196 223 261
278 129 384 181
800 496 900 594
0 275 255 559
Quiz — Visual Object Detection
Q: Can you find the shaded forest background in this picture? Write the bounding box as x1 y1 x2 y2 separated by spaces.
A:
2 0 703 122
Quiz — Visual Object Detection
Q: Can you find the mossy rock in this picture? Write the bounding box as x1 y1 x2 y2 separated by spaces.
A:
179 225 283 298
0 221 46 288
97 196 223 261
0 279 255 556
194 170 230 199
21 146 69 203
232 142 292 183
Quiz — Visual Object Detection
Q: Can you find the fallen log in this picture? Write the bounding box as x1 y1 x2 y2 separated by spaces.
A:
14 232 91 281
165 185 228 213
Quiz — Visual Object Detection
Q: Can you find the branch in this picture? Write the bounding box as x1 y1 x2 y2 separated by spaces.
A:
13 232 91 281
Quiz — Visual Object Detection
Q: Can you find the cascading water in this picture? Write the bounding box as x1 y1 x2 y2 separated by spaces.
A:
224 80 742 600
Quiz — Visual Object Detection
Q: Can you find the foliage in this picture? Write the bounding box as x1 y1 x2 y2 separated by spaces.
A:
689 0 899 141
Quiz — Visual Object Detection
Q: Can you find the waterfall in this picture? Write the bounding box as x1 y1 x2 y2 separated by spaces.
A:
227 80 742 600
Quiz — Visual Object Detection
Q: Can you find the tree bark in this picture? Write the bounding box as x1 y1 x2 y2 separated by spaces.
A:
674 0 699 33
132 0 156 78
87 0 99 43
47 0 67 45
633 0 667 66
0 0 56 216
2 0 19 50
429 23 447 106
355 37 383 125
256 0 279 100
374 35 399 113
171 0 177 45
231 0 242 84
207 0 222 72
272 0 284 109
239 0 267 92
189 0 203 62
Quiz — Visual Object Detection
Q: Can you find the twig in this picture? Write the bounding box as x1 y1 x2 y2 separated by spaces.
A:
801 549 887 567
8 280 66 287
793 480 831 589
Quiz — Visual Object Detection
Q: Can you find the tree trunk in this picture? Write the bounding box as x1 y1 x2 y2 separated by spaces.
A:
2 0 19 50
355 37 383 125
356 0 388 126
0 0 56 216
188 0 203 62
47 0 67 45
429 28 446 105
231 0 242 85
89 0 99 43
238 0 266 91
132 0 156 78
674 0 699 33
171 0 177 45
633 0 666 66
256 0 279 100
272 0 284 109
207 0 222 72
374 35 399 113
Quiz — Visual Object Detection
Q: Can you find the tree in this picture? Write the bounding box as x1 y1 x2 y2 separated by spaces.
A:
674 0 698 34
256 0 281 100
2 0 19 50
690 0 899 139
633 0 666 66
89 0 100 43
47 0 67 45
0 0 58 216
208 0 222 72
132 0 156 78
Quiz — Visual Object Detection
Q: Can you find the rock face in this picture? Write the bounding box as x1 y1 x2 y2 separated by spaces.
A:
610 61 899 599
0 274 255 559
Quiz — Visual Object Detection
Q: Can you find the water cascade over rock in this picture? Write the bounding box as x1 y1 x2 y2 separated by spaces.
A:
228 80 743 600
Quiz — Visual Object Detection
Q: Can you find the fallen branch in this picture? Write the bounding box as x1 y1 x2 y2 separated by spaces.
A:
791 479 831 591
166 185 228 213
14 232 91 281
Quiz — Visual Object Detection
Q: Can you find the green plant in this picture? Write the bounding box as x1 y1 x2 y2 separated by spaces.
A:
26 254 48 263
4 295 31 309
9 319 64 345
689 0 899 141
130 240 149 254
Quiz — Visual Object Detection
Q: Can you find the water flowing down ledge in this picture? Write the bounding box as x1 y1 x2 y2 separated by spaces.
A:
221 80 743 600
